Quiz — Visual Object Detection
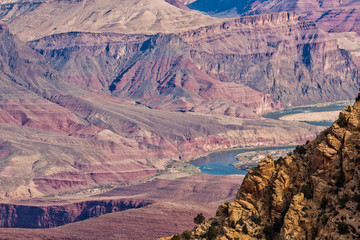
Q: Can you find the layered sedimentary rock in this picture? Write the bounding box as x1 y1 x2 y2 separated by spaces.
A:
0 175 243 239
188 0 360 68
0 199 151 228
0 20 324 198
29 12 359 111
172 97 360 239
189 0 360 31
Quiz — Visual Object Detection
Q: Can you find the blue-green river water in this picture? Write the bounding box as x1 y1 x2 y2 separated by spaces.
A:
191 102 351 175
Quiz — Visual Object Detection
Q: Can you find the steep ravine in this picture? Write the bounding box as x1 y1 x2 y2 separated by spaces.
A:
166 96 360 239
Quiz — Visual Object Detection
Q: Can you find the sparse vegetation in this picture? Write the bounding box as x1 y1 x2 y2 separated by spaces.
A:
181 230 192 240
320 197 328 209
294 145 306 154
355 92 360 102
354 193 360 211
170 235 181 240
339 194 349 209
249 214 261 224
337 222 350 234
301 183 313 199
242 224 249 234
338 114 347 127
194 213 205 225
336 172 346 187
275 156 284 165
206 225 217 240
263 220 281 240
237 218 244 225
322 215 329 225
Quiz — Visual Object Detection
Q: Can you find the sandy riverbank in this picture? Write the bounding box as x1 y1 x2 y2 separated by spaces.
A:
279 111 340 122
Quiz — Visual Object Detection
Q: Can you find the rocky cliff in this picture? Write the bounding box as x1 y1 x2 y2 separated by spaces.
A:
0 198 151 228
168 95 360 239
29 12 359 113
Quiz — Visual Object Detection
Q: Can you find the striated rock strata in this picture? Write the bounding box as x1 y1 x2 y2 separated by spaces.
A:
29 12 359 112
0 19 323 198
0 175 243 239
0 199 151 228
168 96 360 239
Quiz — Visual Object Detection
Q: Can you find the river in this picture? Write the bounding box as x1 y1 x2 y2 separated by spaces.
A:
191 101 351 175
191 146 295 175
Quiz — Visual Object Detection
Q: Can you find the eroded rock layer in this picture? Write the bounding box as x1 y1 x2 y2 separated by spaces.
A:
30 12 359 112
0 19 324 198
0 199 151 228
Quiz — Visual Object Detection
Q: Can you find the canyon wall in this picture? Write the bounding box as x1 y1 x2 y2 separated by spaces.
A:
0 199 151 228
30 12 359 113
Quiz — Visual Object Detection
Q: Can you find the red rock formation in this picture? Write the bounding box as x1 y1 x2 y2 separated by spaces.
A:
30 12 359 110
0 21 323 198
0 199 151 228
0 175 243 239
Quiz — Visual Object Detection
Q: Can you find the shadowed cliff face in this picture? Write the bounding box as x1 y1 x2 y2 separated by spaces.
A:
172 97 360 239
0 175 243 239
0 199 151 228
30 12 359 112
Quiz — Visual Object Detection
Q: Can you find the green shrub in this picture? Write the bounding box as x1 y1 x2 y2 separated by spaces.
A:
171 235 181 240
355 92 360 102
206 225 217 240
194 213 205 225
338 114 347 127
301 183 313 199
275 157 284 165
249 214 261 225
181 231 192 240
294 145 306 154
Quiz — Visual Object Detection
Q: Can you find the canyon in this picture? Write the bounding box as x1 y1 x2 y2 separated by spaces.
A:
0 0 358 239
167 93 360 240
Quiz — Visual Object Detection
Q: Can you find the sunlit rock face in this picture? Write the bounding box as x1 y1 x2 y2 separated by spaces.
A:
173 99 360 239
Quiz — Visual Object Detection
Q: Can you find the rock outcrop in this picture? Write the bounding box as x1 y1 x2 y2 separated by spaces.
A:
168 96 360 239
